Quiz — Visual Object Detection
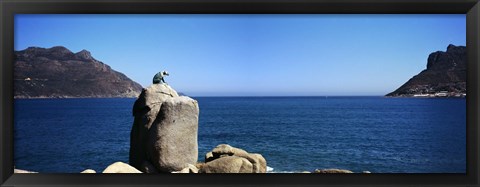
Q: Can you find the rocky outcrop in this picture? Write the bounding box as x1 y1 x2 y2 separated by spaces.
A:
14 46 143 98
130 83 199 173
102 162 142 173
200 144 267 173
129 83 179 169
387 44 466 97
147 96 199 172
129 84 271 174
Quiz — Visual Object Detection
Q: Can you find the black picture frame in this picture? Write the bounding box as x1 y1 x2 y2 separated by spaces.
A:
1 0 479 186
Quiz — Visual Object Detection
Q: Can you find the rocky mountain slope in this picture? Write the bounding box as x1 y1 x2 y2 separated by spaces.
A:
386 44 466 97
14 46 143 98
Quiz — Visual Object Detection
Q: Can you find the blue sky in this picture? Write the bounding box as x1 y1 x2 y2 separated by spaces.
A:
15 14 466 96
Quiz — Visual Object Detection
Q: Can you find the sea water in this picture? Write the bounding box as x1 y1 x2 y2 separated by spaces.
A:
13 97 466 173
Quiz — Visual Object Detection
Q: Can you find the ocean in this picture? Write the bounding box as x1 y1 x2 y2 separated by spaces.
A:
13 97 466 173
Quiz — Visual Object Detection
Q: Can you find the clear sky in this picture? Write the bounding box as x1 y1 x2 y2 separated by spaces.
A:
14 14 466 96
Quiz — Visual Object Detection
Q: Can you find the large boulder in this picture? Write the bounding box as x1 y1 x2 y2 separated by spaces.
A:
203 144 267 173
200 156 253 173
129 83 179 169
102 162 142 173
147 96 199 172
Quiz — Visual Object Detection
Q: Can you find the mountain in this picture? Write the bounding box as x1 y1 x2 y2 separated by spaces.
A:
386 44 466 97
14 46 143 98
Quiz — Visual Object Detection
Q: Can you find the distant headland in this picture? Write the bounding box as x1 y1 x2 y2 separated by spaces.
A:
386 44 466 98
14 46 143 98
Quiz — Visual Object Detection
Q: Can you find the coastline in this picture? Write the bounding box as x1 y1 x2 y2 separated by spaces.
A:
13 96 138 99
384 94 466 98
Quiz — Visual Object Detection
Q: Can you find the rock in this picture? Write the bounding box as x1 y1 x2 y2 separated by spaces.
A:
200 156 253 173
133 84 180 116
13 169 37 173
313 169 354 173
80 169 96 173
185 164 199 173
129 83 179 169
195 163 205 171
102 162 142 173
205 152 214 162
172 164 199 173
75 49 94 61
210 144 249 158
205 144 267 173
171 170 187 173
249 153 267 173
147 96 199 172
140 160 158 173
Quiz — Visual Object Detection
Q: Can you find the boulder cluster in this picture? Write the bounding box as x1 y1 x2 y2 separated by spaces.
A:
129 83 267 173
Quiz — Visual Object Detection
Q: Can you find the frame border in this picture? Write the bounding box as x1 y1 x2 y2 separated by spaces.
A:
1 0 479 186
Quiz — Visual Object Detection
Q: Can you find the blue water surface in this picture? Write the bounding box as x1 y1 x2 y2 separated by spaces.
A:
14 97 466 173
